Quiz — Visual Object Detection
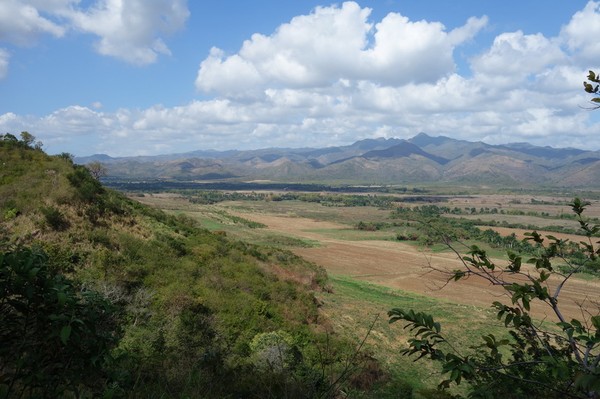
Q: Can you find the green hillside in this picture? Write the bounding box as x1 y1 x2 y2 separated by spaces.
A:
0 134 384 398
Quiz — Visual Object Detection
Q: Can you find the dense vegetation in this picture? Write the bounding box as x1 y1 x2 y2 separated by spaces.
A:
0 134 388 398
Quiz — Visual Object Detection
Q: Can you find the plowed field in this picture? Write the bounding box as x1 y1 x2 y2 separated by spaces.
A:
234 211 600 322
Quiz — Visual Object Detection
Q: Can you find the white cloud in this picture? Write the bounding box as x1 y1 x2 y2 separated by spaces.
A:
471 31 565 88
196 1 487 95
0 0 189 65
68 0 189 65
0 48 9 79
4 2 600 156
561 1 600 65
0 0 66 46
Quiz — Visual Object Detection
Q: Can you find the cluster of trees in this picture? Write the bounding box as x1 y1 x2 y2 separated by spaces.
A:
0 131 43 150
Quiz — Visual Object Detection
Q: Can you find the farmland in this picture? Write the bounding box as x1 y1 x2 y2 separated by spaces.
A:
133 189 600 395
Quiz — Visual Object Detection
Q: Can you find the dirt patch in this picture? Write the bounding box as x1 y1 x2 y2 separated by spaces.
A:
235 211 600 322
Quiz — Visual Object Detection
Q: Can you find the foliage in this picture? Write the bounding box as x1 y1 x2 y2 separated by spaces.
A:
0 245 123 398
39 206 70 231
67 165 105 203
389 198 600 398
584 70 600 108
0 132 42 150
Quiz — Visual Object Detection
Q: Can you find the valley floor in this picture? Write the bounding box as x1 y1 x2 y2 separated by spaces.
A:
227 209 600 322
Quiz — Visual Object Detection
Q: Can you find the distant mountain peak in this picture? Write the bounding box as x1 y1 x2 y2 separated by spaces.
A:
350 137 404 151
362 141 449 164
408 132 454 147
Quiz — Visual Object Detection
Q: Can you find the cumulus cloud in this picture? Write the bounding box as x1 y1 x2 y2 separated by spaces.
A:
3 1 600 156
196 1 488 95
561 1 600 64
0 0 189 65
0 0 67 46
68 0 189 65
471 31 565 88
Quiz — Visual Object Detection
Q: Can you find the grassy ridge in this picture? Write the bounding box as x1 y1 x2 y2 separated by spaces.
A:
0 138 394 398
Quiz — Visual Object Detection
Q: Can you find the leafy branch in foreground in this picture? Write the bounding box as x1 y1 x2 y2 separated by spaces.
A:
389 198 600 399
584 70 600 109
0 245 124 398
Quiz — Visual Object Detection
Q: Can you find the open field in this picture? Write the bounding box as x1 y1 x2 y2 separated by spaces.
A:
225 208 600 322
133 191 600 395
135 192 600 322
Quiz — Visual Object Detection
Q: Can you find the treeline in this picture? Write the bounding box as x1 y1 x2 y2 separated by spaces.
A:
179 190 447 209
390 205 600 274
391 205 600 236
104 179 427 195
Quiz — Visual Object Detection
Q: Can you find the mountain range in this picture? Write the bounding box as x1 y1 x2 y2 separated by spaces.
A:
76 133 600 188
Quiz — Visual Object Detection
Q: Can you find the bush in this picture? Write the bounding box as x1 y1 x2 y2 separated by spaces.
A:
3 207 18 221
40 205 70 230
0 245 124 398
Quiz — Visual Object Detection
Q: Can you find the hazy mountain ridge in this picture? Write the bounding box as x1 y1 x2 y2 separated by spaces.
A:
76 133 600 187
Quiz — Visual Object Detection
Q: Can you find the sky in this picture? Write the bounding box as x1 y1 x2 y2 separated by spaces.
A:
1 1 600 156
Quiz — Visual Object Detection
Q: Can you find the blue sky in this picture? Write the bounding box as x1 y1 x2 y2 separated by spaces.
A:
1 1 599 156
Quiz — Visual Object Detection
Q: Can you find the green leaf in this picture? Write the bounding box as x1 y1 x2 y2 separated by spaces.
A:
57 291 67 307
588 70 597 81
592 316 600 331
60 325 72 345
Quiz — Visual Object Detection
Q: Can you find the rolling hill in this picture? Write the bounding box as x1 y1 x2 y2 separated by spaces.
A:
76 133 600 188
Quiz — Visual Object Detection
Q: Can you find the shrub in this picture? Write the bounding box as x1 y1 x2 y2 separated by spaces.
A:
0 246 124 398
3 207 18 221
40 205 70 231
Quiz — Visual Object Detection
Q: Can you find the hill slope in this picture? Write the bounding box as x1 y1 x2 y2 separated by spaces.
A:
0 135 379 398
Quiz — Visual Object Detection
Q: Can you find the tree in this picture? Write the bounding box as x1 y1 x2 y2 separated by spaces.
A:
388 198 600 398
86 161 108 180
19 131 35 147
19 131 42 149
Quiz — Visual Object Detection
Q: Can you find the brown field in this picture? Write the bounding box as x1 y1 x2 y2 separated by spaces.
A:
135 193 600 323
229 210 600 322
443 194 600 216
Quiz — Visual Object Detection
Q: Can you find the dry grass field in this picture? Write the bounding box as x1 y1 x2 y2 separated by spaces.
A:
135 193 600 322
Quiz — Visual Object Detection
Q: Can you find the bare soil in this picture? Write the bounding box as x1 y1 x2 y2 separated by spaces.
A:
233 211 600 322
